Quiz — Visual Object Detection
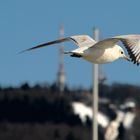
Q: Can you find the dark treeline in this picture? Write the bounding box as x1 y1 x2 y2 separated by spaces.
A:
1 82 140 103
0 82 139 140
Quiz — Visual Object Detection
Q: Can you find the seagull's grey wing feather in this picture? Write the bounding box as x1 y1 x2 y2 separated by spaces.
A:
71 35 96 48
20 37 74 53
93 38 119 48
20 35 96 53
114 35 140 65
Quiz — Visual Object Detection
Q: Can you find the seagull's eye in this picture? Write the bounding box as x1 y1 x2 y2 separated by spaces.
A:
121 51 123 54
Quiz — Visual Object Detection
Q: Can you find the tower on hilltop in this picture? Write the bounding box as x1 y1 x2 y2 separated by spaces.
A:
57 24 65 93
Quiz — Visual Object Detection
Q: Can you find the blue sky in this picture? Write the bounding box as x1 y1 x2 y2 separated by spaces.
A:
0 0 140 88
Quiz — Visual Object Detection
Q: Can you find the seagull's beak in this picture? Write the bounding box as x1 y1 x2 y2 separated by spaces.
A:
123 55 130 61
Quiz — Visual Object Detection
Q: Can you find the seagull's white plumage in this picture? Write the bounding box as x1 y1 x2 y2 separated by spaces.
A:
21 34 140 65
95 35 140 65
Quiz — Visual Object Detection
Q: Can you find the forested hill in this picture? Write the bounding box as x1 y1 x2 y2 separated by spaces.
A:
0 82 139 140
0 82 140 122
0 82 140 106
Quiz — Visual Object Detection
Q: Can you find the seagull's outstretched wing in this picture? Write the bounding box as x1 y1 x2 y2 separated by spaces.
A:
20 35 96 53
115 35 140 65
93 35 140 65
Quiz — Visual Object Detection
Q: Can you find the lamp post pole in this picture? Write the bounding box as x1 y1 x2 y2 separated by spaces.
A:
92 28 99 140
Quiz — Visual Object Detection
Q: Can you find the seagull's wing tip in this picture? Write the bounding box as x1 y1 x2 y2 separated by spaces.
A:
17 50 25 55
18 48 33 55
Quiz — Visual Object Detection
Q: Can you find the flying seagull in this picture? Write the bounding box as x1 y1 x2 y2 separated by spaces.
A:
21 34 140 65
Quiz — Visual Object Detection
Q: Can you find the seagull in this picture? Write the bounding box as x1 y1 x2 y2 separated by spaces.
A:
21 34 140 65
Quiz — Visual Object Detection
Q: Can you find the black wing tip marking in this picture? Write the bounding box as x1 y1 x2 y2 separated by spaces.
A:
122 40 140 65
19 37 71 54
18 48 31 54
18 44 44 54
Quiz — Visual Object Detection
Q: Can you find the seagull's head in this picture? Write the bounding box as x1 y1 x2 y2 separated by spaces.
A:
118 46 130 61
